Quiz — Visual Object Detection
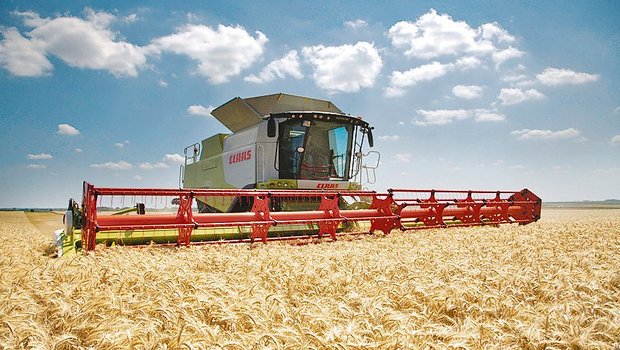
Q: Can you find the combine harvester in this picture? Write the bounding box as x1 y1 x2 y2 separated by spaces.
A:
56 93 541 256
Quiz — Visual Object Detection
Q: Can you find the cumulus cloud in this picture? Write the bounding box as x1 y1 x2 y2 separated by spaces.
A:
163 153 184 164
0 27 53 76
139 162 168 170
28 164 47 169
415 108 505 125
387 9 506 59
244 50 303 83
57 123 80 135
385 61 451 97
385 10 525 95
27 153 53 160
479 22 516 43
454 56 482 70
452 85 483 99
0 9 149 77
302 41 383 94
499 88 545 105
151 24 268 84
395 153 412 163
612 135 620 144
473 110 505 122
123 14 138 24
510 128 584 141
139 153 185 170
501 73 528 83
187 104 214 117
74 148 83 153
415 109 470 126
115 140 130 149
378 135 400 141
90 160 133 170
492 46 524 67
386 56 489 97
344 19 368 29
536 67 599 86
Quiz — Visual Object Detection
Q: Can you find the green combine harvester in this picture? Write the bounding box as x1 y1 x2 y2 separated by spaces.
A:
56 93 541 256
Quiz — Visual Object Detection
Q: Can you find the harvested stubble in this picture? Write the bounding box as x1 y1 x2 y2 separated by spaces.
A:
1 209 619 349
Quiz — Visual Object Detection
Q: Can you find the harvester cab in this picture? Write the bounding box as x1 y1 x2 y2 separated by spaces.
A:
181 93 379 212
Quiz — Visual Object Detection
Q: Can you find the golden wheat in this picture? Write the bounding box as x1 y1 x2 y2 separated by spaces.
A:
0 209 619 349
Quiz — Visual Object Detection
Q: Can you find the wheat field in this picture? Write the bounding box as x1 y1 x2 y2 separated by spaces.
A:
0 209 618 349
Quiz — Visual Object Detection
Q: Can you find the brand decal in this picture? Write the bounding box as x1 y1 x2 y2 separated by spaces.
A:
229 149 252 164
316 183 339 189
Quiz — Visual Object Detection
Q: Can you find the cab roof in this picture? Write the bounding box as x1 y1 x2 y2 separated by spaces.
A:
211 93 343 132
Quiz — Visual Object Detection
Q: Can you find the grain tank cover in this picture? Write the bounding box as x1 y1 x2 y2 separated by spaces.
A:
211 93 343 132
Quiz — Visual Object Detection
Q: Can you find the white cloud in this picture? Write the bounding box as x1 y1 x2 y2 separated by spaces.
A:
499 88 545 105
163 153 184 164
615 107 620 114
510 128 584 141
344 19 368 29
378 135 400 141
151 24 268 84
14 11 50 27
27 153 53 160
452 85 483 99
386 10 524 95
158 80 168 87
395 153 412 163
387 9 500 59
536 67 599 86
90 160 133 170
28 164 47 169
383 86 407 98
386 61 451 97
415 109 469 126
501 73 528 83
0 27 53 76
139 153 185 170
74 148 83 153
473 109 505 122
187 104 214 117
244 50 303 83
415 108 505 125
479 22 515 43
454 56 482 70
123 14 138 24
0 9 149 77
139 162 169 170
302 41 383 94
57 123 80 135
492 46 524 67
115 141 130 148
612 135 620 144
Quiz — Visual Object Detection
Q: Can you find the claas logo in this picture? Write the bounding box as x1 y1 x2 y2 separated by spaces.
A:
229 149 252 164
316 183 339 189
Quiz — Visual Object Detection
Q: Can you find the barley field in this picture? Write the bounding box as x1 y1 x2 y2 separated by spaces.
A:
1 209 618 349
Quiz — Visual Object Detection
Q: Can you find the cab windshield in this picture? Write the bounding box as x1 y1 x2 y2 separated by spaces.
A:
279 119 353 180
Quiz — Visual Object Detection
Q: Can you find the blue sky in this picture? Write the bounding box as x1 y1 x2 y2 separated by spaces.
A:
1 0 618 207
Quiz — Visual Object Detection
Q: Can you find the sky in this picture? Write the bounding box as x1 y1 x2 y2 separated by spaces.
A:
1 0 619 207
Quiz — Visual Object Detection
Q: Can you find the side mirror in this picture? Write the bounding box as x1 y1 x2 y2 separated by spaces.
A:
267 118 277 138
367 128 374 148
